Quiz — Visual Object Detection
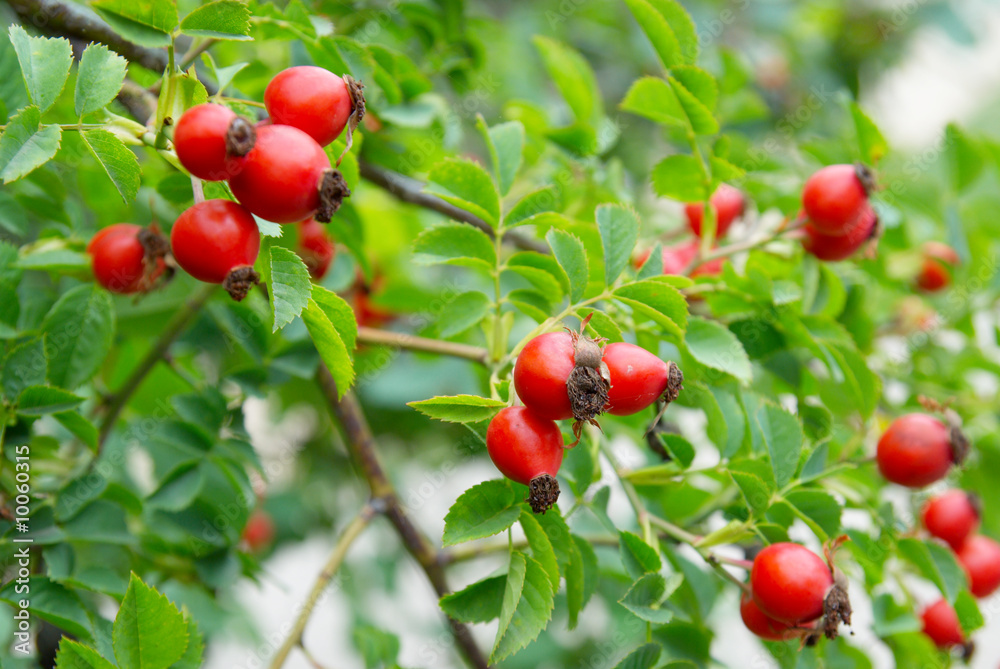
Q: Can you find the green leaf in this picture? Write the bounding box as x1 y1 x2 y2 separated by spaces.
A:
651 155 708 202
532 36 601 124
427 158 501 226
55 639 116 669
623 0 681 69
92 0 178 47
113 573 188 669
413 222 497 271
147 462 204 511
16 385 83 415
671 67 718 111
0 106 61 183
477 116 524 196
637 243 664 280
171 615 204 669
619 530 661 579
438 291 491 338
668 75 718 135
9 26 73 113
82 129 140 203
0 577 94 642
580 308 623 343
729 471 771 517
303 297 354 398
2 336 45 399
74 44 127 117
519 508 560 588
41 285 115 390
54 411 99 451
850 102 888 164
596 204 640 285
546 229 588 302
954 590 984 634
506 251 569 296
684 316 752 382
694 519 752 548
619 573 682 624
310 285 357 352
491 551 555 663
613 278 688 339
756 403 803 489
440 575 506 623
648 0 698 64
613 643 663 669
408 395 506 424
269 246 312 332
945 124 984 192
785 490 841 541
898 538 967 603
200 54 248 94
620 77 687 127
506 187 561 226
180 0 252 40
443 480 521 546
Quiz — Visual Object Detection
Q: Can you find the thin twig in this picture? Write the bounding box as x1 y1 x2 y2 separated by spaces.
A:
357 327 489 365
268 504 378 669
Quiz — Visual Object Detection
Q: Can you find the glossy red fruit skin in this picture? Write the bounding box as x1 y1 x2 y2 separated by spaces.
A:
170 200 260 283
802 164 871 234
486 406 564 486
956 535 1000 598
922 491 980 549
602 342 668 416
88 224 160 294
801 205 878 262
174 104 240 181
921 598 964 648
229 124 331 223
242 509 275 552
264 66 352 147
298 218 335 280
751 542 832 624
740 592 795 641
685 184 745 238
513 332 575 420
876 413 953 488
917 242 959 292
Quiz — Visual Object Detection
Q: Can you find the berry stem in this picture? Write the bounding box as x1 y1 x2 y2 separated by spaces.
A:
356 326 490 365
267 503 377 669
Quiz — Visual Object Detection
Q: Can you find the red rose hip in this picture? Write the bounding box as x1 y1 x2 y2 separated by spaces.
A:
740 592 797 641
750 542 833 624
264 66 360 147
602 342 682 416
802 164 874 235
88 223 168 294
922 491 980 549
174 103 255 181
685 184 745 238
242 509 276 552
170 200 261 301
917 242 960 292
876 413 965 488
801 205 879 262
486 406 564 513
298 217 336 280
956 535 1000 598
921 598 965 649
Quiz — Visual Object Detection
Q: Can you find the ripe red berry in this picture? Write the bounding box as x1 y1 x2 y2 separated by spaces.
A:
264 66 356 147
229 124 348 224
921 598 964 648
298 218 336 280
174 103 255 181
602 342 682 416
242 509 275 552
917 242 960 292
801 205 879 262
922 491 980 549
88 224 168 294
751 542 832 624
684 184 745 238
170 200 261 301
801 164 874 235
740 592 797 641
876 413 961 488
639 240 723 277
486 406 564 513
956 535 1000 598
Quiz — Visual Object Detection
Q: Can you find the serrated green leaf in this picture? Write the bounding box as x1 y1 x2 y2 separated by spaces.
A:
2 335 45 399
614 279 688 339
546 229 588 302
427 158 500 226
945 124 984 193
54 638 116 669
623 0 681 69
596 204 640 286
954 590 984 634
92 0 178 47
672 66 718 111
147 462 204 511
303 297 354 398
505 187 560 227
438 291 491 338
413 222 496 271
637 243 664 280
579 308 624 343
74 44 127 117
850 102 888 164
440 575 506 623
685 316 752 382
694 519 752 548
491 552 555 663
113 573 188 669
533 35 601 124
651 155 708 202
613 643 663 669
619 530 661 579
180 0 252 40
477 116 524 196
54 411 99 451
82 129 140 203
507 251 569 296
757 404 803 489
310 285 357 352
0 106 61 183
200 54 248 94
408 395 506 424
443 480 520 546
519 508 559 589
9 26 73 113
786 490 841 541
898 538 967 603
729 471 771 517
648 0 697 64
41 285 114 390
16 385 83 415
171 615 204 669
269 246 312 332
620 77 687 127
571 534 598 626
669 75 718 135
619 573 682 624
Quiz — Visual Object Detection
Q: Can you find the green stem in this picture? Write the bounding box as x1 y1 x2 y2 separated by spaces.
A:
599 441 653 545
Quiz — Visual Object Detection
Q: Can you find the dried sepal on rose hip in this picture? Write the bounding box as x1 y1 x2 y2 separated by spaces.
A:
486 406 564 514
564 314 611 436
174 103 256 181
820 535 853 640
170 200 261 301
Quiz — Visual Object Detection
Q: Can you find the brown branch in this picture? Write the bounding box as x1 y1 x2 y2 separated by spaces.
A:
359 161 549 255
357 327 489 365
315 366 490 669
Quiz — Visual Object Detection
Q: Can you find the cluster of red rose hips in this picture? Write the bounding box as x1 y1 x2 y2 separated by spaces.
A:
798 164 879 261
87 66 361 299
486 318 683 513
873 411 999 654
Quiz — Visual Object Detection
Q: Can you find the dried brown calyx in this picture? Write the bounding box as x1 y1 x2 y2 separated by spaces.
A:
917 395 970 464
316 169 351 223
223 266 261 302
225 117 256 158
820 535 852 640
854 162 877 194
336 75 367 166
527 474 559 514
565 315 610 443
136 224 174 292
